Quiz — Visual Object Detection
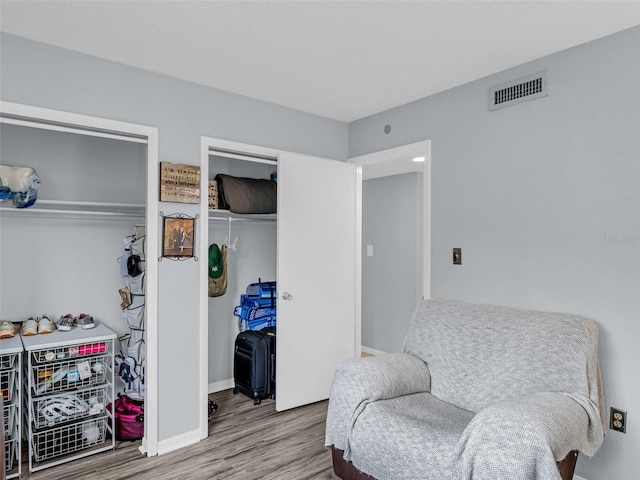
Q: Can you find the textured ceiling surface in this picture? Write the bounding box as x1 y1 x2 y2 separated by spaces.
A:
1 1 639 122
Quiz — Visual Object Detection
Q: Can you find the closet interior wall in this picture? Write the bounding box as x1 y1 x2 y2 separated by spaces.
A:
0 123 146 339
207 154 276 388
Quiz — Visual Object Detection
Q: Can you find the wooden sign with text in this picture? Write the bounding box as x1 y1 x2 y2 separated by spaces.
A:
159 162 200 203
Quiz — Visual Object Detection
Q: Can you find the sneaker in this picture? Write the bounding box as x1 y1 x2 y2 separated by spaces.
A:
38 314 56 334
0 321 17 339
57 314 75 331
21 317 38 336
76 314 95 329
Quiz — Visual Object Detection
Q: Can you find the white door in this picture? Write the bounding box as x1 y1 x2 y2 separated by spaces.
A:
276 152 361 411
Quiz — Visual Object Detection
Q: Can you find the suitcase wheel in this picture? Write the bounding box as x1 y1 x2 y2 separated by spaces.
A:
233 388 239 395
253 397 261 406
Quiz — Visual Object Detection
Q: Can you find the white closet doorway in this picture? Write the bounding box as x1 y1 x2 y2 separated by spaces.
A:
199 137 362 437
0 101 160 456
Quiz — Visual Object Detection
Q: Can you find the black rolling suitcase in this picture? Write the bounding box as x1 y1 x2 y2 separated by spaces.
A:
233 327 276 405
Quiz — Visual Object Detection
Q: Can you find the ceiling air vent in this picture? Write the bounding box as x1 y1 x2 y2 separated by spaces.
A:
489 71 547 111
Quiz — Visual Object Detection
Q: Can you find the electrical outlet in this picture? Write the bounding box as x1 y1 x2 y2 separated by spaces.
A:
453 248 462 265
610 407 627 433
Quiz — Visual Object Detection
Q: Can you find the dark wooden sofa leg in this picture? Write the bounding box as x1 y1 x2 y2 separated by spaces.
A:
331 445 579 480
557 450 579 480
331 446 376 480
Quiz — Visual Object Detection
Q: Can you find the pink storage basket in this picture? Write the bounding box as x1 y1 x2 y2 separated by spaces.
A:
107 396 144 441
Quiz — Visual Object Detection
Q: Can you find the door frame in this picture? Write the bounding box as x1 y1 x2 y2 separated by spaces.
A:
198 136 281 438
0 100 160 456
198 137 362 433
348 140 431 301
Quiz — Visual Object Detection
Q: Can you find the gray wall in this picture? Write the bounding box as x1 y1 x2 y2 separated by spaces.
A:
0 33 348 443
0 124 145 339
362 173 422 353
350 26 640 480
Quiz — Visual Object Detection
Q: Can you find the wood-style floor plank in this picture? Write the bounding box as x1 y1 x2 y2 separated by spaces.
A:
25 389 338 480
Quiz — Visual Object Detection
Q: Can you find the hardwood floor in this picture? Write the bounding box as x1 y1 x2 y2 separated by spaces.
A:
26 389 338 480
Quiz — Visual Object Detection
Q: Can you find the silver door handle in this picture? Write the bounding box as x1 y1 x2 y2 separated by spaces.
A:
281 291 293 300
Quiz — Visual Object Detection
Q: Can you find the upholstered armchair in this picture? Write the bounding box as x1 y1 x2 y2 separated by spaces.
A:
325 299 605 480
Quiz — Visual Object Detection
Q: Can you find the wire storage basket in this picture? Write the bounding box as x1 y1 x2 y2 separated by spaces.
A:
32 384 111 429
4 436 16 474
21 324 117 473
32 415 108 463
0 353 16 370
0 368 15 403
31 353 109 396
31 341 108 364
3 400 16 437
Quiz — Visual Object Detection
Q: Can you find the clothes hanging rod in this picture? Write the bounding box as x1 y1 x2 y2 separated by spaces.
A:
208 216 276 222
1 200 145 218
208 148 277 165
0 115 149 144
0 207 144 218
37 199 145 209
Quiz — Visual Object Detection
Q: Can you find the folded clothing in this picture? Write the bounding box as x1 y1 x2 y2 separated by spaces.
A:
0 164 40 208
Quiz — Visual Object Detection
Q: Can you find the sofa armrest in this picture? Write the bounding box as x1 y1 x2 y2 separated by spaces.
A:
324 353 430 455
450 392 603 480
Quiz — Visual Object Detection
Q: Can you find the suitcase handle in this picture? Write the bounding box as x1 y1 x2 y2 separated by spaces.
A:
270 352 276 383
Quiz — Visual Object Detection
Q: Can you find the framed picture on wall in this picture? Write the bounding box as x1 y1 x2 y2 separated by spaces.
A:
162 215 196 258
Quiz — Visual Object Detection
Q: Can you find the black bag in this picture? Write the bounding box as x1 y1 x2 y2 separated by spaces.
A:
127 254 143 277
233 327 276 405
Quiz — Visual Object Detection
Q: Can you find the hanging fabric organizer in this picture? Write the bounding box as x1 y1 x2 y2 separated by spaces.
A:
116 227 146 401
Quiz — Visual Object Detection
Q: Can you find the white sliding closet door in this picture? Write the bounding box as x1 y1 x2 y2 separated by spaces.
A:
276 153 361 411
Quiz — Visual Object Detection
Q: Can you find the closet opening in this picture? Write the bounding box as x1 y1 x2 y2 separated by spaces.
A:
199 137 362 438
0 102 159 468
199 139 278 438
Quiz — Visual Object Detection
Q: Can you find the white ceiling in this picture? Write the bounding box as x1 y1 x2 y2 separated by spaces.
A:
1 1 639 122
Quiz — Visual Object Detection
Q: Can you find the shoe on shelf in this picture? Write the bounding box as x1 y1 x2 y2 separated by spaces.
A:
76 313 95 329
38 314 56 334
21 316 38 336
57 314 75 331
0 320 17 339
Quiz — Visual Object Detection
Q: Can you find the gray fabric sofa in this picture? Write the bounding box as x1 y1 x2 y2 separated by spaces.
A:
325 299 605 480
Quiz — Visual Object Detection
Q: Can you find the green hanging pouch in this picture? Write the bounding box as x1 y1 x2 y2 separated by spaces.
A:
208 243 228 297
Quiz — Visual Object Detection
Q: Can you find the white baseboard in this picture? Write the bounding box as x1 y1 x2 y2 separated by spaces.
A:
208 378 234 393
138 437 147 455
156 379 233 456
361 346 387 356
157 428 201 455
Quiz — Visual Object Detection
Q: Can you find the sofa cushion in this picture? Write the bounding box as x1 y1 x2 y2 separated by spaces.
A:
349 392 475 480
402 300 601 414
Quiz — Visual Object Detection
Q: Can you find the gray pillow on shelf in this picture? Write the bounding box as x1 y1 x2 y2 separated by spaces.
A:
214 174 277 214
